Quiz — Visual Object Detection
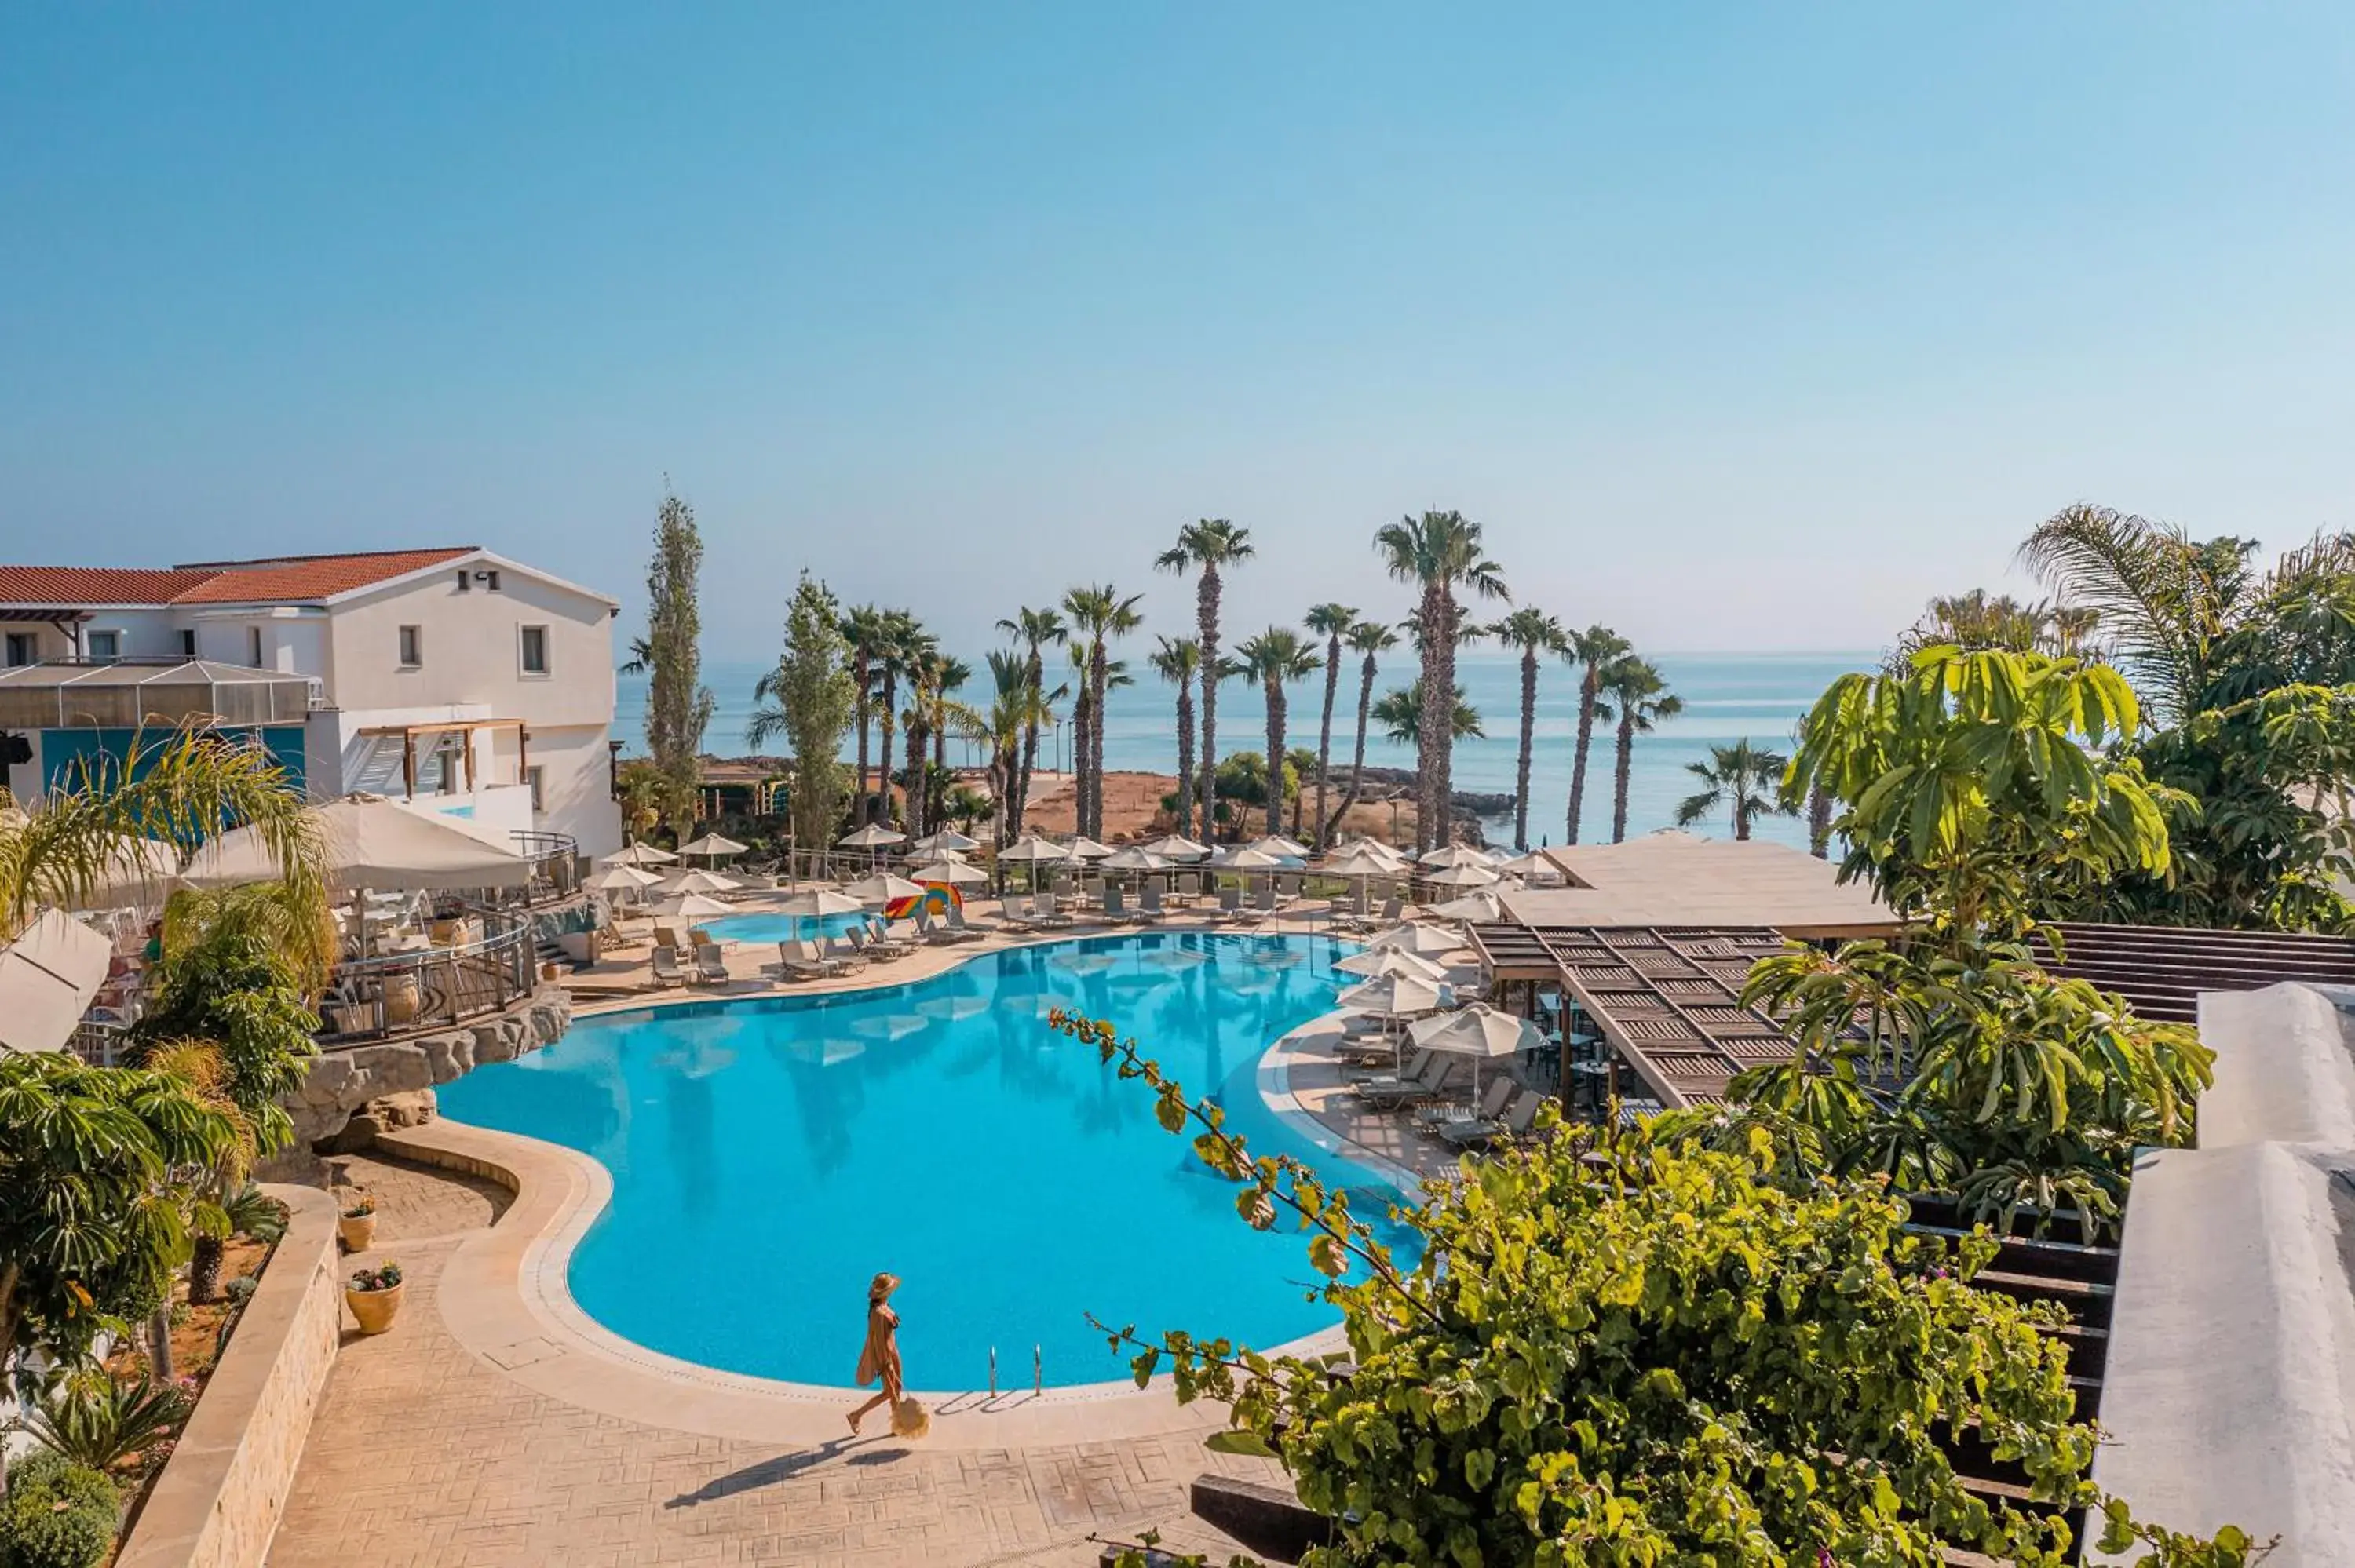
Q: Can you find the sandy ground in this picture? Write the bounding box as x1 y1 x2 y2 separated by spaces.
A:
1018 768 1416 845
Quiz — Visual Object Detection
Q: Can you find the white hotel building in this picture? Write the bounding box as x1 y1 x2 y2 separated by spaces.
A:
0 547 625 858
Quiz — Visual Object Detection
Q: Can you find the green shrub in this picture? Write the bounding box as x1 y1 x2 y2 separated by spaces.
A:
26 1373 192 1471
0 1450 121 1568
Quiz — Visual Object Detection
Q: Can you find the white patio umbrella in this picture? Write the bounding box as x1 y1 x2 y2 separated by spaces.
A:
1423 863 1502 888
1320 846 1398 878
843 873 926 906
838 824 907 849
1335 975 1446 1018
774 888 867 918
587 863 663 892
1247 835 1311 861
1335 835 1412 867
1493 850 1557 877
1134 833 1210 860
904 845 971 867
1367 921 1467 957
66 837 181 910
914 859 989 887
657 868 740 896
1427 889 1507 923
908 829 980 854
1418 843 1492 870
998 836 1072 864
1097 847 1171 874
0 908 111 1055
650 892 734 922
1409 1004 1546 1102
678 832 750 860
1064 836 1115 861
608 841 678 867
1207 845 1284 871
1334 946 1449 982
183 793 531 892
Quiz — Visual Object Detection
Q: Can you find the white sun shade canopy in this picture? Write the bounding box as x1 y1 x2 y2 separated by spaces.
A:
586 864 664 892
1064 836 1115 860
1334 946 1449 982
1335 975 1447 1017
1418 844 1493 869
1246 835 1312 860
837 824 907 848
1097 848 1170 872
909 830 980 853
1134 834 1210 859
1367 921 1467 957
657 869 739 895
607 841 679 866
182 794 531 892
677 833 750 858
914 860 988 886
842 873 926 905
1423 863 1502 888
1411 1003 1546 1059
0 908 111 1055
774 888 868 917
996 837 1072 863
651 893 735 921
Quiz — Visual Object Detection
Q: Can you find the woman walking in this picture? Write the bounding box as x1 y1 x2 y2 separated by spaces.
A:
847 1272 904 1435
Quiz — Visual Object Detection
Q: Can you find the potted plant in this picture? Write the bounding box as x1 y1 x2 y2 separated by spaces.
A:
338 1194 376 1252
345 1260 404 1334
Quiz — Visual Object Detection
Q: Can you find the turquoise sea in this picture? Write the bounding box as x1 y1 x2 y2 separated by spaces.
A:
618 650 1872 851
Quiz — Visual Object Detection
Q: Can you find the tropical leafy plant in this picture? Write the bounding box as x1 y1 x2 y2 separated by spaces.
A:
1375 511 1508 851
992 606 1067 838
1053 1010 2256 1568
27 1373 192 1471
1595 654 1681 844
1371 680 1482 748
1672 738 1795 841
1236 627 1323 836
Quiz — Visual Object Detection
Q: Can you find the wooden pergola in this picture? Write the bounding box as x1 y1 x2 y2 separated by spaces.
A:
357 718 528 798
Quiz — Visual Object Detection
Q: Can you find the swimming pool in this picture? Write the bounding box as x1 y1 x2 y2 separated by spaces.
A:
435 931 1400 1390
699 910 869 943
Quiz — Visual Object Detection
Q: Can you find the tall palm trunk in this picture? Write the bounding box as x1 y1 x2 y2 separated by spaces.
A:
1264 681 1287 836
1313 629 1343 850
1808 783 1833 860
1433 590 1460 850
1013 650 1042 835
1324 651 1379 844
1612 710 1637 844
877 673 899 830
904 709 929 840
1513 645 1538 851
852 655 873 824
1089 644 1108 839
1072 685 1094 839
1196 570 1221 841
1173 679 1196 837
1568 671 1600 844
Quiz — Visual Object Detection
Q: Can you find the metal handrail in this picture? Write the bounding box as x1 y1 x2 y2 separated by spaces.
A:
509 829 581 905
318 906 537 1047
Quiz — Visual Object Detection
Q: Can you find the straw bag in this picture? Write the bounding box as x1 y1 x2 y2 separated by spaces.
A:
889 1397 930 1439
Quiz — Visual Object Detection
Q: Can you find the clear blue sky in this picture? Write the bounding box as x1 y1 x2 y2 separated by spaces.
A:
4 4 2350 662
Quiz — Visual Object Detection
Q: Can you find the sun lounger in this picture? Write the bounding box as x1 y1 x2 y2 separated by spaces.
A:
1215 886 1243 921
823 934 868 968
1352 1055 1455 1108
653 923 691 957
1418 1074 1517 1128
1440 1087 1547 1148
692 943 732 985
864 917 918 956
1031 892 1073 928
912 909 958 946
789 936 853 975
1346 1048 1437 1092
943 904 988 942
1100 887 1134 924
1136 884 1169 924
651 946 690 987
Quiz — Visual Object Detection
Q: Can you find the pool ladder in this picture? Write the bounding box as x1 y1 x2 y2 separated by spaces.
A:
986 1345 1043 1397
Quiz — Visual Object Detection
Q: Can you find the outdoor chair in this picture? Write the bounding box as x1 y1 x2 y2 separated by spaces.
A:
1346 1047 1437 1090
1418 1074 1517 1129
1351 1054 1454 1109
651 946 690 988
790 936 854 975
1033 892 1073 928
1252 883 1280 917
1136 884 1169 924
864 916 918 956
1099 886 1133 924
652 923 691 957
692 943 732 986
1442 1087 1547 1149
1216 886 1243 921
911 909 958 946
823 934 868 968
765 942 827 983
942 904 988 942
1376 893 1404 923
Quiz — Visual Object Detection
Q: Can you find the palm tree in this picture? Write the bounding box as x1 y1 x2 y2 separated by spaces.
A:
1491 607 1568 851
1302 603 1356 851
994 606 1066 836
931 655 972 773
1374 512 1508 849
1595 656 1682 844
838 604 890 824
979 651 1051 847
871 610 929 830
1562 625 1630 845
1148 637 1202 837
1373 680 1484 747
1156 520 1255 848
1236 627 1323 836
1674 739 1794 841
1064 585 1144 840
1323 619 1400 845
1061 636 1094 837
1284 748 1320 838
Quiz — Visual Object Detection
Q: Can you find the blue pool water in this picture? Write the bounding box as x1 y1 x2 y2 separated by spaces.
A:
699 910 869 943
436 932 1400 1389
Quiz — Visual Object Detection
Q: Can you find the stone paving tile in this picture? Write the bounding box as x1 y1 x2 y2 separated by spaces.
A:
268 1241 1282 1568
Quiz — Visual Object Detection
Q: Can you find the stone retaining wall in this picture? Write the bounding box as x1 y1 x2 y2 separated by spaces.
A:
115 1187 340 1568
286 985 572 1147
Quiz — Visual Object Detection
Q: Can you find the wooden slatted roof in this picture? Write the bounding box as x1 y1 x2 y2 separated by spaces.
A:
1516 924 1796 1109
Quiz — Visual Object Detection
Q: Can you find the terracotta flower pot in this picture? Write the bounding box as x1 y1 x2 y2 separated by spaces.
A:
345 1280 405 1335
338 1212 376 1252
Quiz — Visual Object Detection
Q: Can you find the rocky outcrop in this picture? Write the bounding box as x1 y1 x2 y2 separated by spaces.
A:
286 985 572 1150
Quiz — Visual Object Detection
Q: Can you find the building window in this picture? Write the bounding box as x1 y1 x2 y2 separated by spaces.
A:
398 625 422 668
4 633 34 667
247 626 265 667
525 765 545 812
85 630 120 662
519 625 550 676
455 569 471 593
178 629 196 658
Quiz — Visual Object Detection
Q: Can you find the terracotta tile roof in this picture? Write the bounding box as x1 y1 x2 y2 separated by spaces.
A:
166 548 478 603
0 549 483 609
0 567 225 606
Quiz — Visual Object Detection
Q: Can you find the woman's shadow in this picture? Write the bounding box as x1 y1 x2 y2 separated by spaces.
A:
663 1435 908 1509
